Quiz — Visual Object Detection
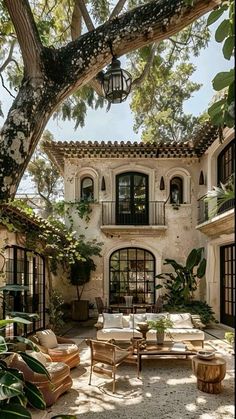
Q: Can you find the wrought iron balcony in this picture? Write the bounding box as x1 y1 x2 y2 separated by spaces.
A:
102 201 166 226
198 195 235 224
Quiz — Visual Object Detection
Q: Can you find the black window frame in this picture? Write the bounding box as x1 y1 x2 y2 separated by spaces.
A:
109 247 155 304
116 172 149 225
170 176 183 204
80 176 94 201
3 245 46 337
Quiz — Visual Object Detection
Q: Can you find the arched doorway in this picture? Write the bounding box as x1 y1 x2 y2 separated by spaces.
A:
109 247 155 304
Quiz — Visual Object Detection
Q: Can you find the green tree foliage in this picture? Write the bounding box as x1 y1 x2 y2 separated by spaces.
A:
24 131 63 218
207 0 234 129
129 18 210 142
0 1 225 200
1 1 209 136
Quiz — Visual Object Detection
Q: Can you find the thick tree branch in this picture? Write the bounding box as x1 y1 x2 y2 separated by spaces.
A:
54 0 220 104
76 0 95 31
132 44 157 89
0 0 221 200
4 0 43 79
71 2 82 40
0 41 16 73
110 0 127 20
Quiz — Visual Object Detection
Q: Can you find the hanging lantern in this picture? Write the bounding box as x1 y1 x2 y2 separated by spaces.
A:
102 52 132 104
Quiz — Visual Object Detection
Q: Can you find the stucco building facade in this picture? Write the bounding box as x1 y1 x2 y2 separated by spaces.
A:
45 124 235 327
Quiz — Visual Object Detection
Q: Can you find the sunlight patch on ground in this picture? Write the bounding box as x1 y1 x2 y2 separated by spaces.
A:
166 376 196 385
185 403 197 412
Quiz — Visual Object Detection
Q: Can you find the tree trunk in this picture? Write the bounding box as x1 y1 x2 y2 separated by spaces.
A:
0 0 220 200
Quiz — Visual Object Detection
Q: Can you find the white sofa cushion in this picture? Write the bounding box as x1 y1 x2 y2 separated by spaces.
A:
146 313 169 322
169 313 193 329
97 328 142 341
122 315 130 327
103 313 123 329
36 329 58 349
129 313 146 328
146 328 204 342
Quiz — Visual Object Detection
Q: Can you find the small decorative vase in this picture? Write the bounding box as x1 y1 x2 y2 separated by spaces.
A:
156 332 164 345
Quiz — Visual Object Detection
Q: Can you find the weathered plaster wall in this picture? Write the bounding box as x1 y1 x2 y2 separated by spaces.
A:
63 156 207 306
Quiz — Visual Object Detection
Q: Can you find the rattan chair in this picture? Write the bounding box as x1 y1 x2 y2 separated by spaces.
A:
86 339 131 393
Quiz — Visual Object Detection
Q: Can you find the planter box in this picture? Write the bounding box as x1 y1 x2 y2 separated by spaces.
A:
72 300 89 321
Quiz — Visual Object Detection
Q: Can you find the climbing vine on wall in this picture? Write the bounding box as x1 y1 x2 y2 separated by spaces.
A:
0 200 102 276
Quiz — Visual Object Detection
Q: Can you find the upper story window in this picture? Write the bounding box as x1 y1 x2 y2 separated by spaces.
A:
170 176 183 204
116 172 148 225
217 139 235 184
81 177 94 201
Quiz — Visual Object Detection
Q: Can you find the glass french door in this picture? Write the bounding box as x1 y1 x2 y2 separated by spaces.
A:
116 172 148 225
220 243 235 327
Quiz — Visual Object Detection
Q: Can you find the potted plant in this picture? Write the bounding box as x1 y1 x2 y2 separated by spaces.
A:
147 317 173 345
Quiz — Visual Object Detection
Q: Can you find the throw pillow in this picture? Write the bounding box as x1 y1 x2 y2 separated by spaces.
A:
122 315 130 328
146 312 169 322
26 350 47 366
103 313 123 329
129 313 146 329
169 313 193 329
36 329 58 349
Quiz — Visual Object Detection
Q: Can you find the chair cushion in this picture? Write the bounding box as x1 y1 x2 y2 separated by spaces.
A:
103 313 123 329
168 313 193 329
26 350 48 366
48 343 78 355
36 329 58 349
129 314 146 328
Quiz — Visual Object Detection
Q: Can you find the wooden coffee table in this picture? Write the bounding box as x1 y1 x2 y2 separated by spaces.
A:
136 341 197 378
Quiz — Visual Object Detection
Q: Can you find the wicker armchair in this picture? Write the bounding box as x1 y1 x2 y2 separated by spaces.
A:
86 339 132 393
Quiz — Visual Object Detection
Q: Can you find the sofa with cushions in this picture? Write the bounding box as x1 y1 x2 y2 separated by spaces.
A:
28 329 80 369
95 312 205 346
6 351 72 407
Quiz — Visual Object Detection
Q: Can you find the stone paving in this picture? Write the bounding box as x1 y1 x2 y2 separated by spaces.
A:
30 321 235 419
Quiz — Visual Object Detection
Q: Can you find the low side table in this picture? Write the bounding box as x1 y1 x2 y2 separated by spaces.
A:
192 355 226 394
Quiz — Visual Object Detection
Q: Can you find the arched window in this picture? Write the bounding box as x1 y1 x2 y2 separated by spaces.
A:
81 177 94 201
170 177 183 204
109 247 155 304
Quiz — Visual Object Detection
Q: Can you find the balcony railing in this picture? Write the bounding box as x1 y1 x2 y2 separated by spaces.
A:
198 196 235 224
102 201 166 226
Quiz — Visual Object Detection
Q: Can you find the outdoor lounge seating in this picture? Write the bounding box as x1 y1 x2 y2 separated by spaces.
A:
86 338 132 393
6 352 72 407
28 329 80 369
95 312 205 346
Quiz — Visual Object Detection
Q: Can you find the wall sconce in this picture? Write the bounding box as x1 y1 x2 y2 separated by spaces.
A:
199 170 204 185
160 176 165 190
101 41 132 103
101 176 106 191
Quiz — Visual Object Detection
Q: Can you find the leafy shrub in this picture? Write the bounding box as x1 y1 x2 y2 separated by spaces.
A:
164 300 217 325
